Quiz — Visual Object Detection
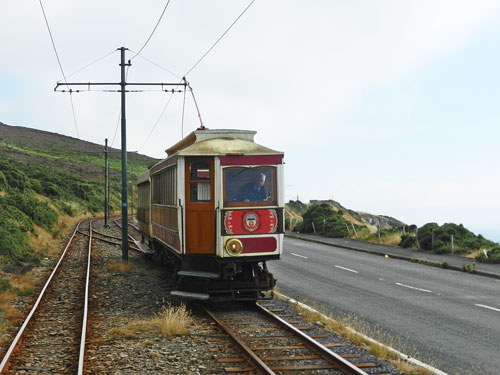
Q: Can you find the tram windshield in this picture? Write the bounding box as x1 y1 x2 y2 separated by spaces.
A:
224 167 276 207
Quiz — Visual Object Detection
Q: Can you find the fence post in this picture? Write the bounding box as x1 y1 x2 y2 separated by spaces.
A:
351 222 358 238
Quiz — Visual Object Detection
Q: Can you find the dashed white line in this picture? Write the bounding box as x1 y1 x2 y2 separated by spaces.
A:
395 282 432 293
290 253 308 259
475 304 500 313
334 265 358 274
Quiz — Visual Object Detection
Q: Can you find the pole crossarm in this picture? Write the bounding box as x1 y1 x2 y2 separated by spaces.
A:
54 82 187 92
52 46 188 263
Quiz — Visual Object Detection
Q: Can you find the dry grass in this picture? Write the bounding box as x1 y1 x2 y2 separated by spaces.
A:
151 304 191 337
106 260 133 273
377 233 402 246
465 249 482 259
284 294 435 375
108 304 192 340
0 291 22 322
109 320 150 339
9 273 37 292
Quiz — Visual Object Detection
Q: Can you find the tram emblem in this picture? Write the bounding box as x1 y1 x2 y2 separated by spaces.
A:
243 212 259 232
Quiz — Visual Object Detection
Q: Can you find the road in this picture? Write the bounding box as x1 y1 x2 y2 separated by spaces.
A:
269 237 500 375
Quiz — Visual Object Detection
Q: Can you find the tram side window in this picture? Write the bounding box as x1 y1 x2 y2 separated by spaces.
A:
224 167 275 206
190 161 211 202
152 166 177 205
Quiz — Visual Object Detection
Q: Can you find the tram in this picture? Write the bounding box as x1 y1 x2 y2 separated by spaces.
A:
136 129 284 301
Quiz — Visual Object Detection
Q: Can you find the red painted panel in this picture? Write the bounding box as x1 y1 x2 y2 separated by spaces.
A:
153 223 180 251
224 209 278 235
240 237 277 253
219 155 283 166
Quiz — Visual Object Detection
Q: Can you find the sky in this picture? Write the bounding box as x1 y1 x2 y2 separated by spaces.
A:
1 1 499 242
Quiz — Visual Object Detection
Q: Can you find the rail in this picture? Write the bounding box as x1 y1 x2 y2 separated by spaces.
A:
0 220 89 373
205 304 371 375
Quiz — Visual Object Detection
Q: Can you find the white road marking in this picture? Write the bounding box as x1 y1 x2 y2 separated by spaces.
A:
290 253 308 259
395 282 432 293
335 265 358 274
475 304 500 313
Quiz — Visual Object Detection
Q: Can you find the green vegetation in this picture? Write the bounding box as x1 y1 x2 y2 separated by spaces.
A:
0 122 157 266
399 233 417 248
287 199 499 263
475 246 500 263
294 203 356 238
416 222 496 258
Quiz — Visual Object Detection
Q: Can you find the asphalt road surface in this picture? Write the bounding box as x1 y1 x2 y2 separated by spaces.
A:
269 237 500 375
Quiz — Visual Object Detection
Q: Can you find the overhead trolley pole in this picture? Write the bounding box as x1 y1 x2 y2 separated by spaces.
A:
55 47 187 263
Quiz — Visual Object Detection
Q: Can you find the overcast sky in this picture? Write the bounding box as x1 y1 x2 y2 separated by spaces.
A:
1 1 499 242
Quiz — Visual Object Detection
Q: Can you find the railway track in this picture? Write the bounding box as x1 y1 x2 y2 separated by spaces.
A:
0 219 94 375
205 302 380 375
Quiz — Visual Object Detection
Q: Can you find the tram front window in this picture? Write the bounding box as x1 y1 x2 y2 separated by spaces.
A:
224 167 276 206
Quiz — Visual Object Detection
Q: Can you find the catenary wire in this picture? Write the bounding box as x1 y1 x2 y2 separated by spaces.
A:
135 0 256 152
131 0 172 60
184 0 256 77
137 91 177 153
38 0 79 139
58 50 117 81
129 50 182 80
131 0 256 150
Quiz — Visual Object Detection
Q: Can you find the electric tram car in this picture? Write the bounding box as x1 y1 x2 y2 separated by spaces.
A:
136 129 284 301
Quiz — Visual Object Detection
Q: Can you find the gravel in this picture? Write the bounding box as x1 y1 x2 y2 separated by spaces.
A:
3 219 402 374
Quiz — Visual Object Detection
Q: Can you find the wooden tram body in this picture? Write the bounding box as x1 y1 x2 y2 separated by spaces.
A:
136 129 284 301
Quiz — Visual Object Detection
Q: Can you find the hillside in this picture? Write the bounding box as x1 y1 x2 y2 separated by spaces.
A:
286 200 500 262
0 121 158 267
304 199 406 229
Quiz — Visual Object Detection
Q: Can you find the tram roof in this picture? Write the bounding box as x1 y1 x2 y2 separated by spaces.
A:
165 129 283 156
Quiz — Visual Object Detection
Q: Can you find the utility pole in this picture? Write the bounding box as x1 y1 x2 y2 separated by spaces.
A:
104 138 110 229
130 164 134 217
55 47 187 263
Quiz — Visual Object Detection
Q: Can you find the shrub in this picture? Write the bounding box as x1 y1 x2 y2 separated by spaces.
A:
0 277 11 292
417 222 494 254
476 246 500 264
399 233 417 248
3 193 58 231
1 204 34 233
294 203 352 238
43 182 60 197
29 178 43 194
0 219 34 263
0 171 7 191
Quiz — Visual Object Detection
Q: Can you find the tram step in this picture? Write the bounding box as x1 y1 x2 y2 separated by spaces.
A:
132 240 155 254
170 290 210 300
178 270 220 279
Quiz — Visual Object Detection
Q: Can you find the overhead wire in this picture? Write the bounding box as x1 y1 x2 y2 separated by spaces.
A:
184 0 256 77
129 50 182 80
137 0 256 150
59 49 117 82
38 0 80 138
130 0 172 60
137 92 177 153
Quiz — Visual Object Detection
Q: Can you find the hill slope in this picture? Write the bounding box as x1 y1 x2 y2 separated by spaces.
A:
0 121 158 266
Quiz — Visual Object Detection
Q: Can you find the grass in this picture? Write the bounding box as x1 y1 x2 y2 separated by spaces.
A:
275 292 436 375
106 260 133 273
109 304 191 340
0 291 22 347
356 228 403 246
152 304 191 337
